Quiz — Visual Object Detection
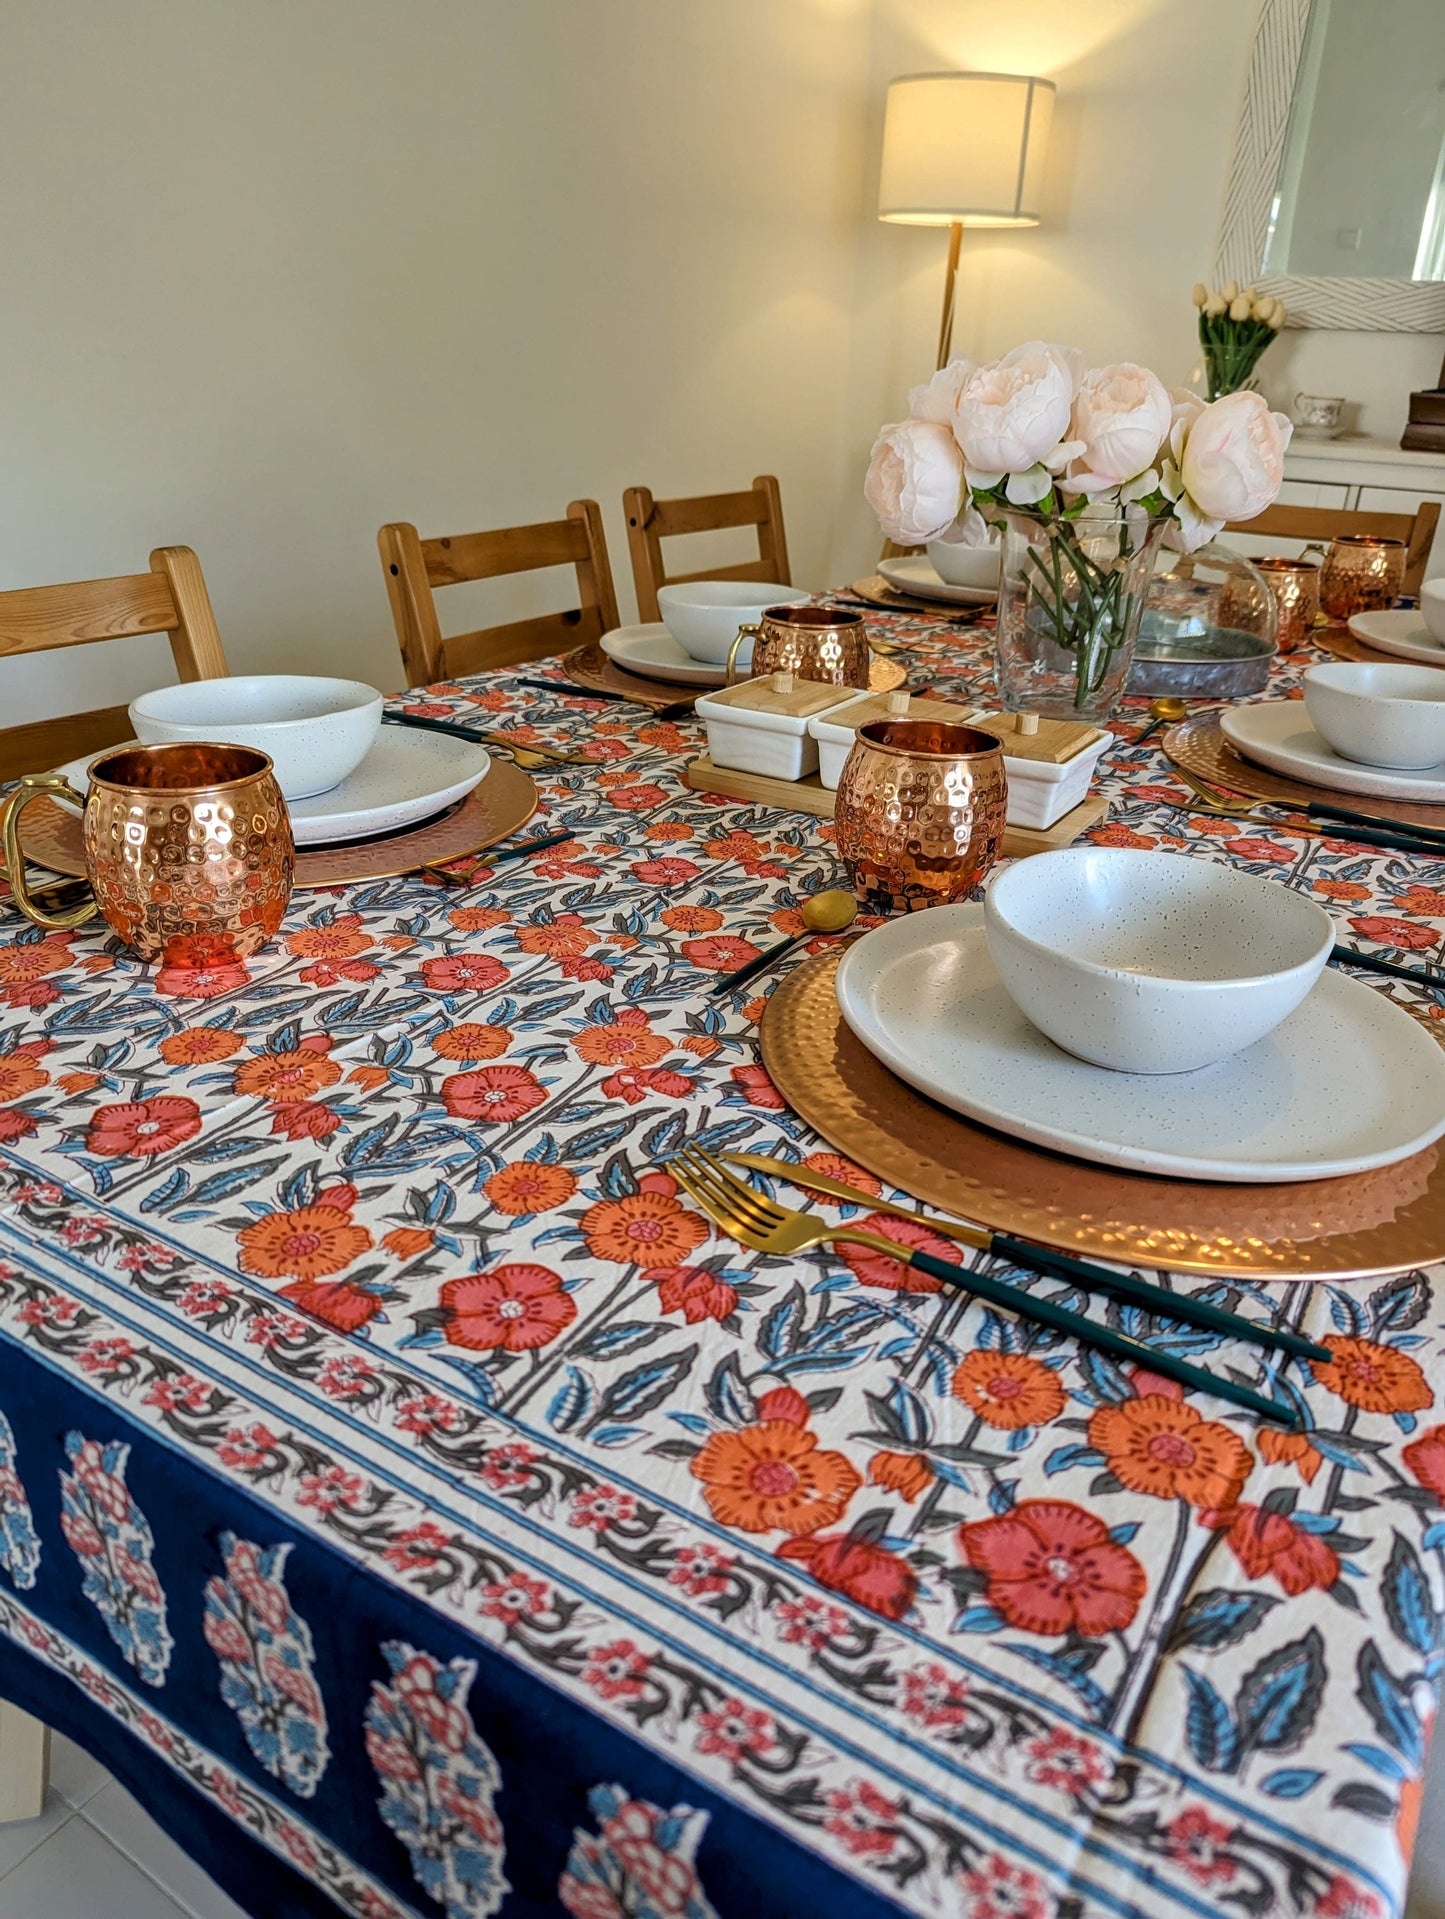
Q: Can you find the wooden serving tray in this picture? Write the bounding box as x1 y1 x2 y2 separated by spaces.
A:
681 754 1107 855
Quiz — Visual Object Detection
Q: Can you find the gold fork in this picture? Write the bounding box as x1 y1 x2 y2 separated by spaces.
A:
1167 766 1445 857
668 1145 1300 1427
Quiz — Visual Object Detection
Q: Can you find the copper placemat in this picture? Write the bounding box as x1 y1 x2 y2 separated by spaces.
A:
758 945 1445 1280
566 643 907 702
848 575 988 622
1315 626 1445 670
1163 710 1445 830
16 760 539 889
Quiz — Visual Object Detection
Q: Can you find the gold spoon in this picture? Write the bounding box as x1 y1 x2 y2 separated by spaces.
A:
708 888 858 997
1133 696 1187 747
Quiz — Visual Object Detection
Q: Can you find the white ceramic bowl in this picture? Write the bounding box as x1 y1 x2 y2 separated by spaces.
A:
129 676 384 801
983 847 1333 1075
656 581 810 665
1302 661 1445 770
925 536 1001 590
1421 578 1445 644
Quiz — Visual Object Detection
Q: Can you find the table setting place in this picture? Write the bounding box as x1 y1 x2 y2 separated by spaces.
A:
5 347 1445 1919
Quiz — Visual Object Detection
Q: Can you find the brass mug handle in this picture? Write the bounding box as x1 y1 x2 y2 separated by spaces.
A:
3 773 97 931
1300 542 1329 563
726 622 763 687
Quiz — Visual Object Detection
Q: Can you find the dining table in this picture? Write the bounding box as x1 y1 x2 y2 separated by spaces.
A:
0 595 1442 1919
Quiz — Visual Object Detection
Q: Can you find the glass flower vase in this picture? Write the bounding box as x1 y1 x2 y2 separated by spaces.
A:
993 508 1170 722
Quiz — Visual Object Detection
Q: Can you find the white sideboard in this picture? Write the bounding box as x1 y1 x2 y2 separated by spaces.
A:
1223 436 1445 581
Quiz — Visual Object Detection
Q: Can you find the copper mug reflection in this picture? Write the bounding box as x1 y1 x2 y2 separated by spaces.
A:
1253 557 1321 652
834 719 1007 913
1317 535 1407 621
726 604 871 688
3 742 294 963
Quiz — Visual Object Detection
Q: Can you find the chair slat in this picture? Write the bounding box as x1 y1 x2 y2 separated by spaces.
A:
0 573 176 655
0 704 134 784
623 476 790 622
441 607 600 677
422 519 587 586
649 489 762 538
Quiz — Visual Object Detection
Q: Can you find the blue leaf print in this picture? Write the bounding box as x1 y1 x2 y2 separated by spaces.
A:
1183 1668 1239 1772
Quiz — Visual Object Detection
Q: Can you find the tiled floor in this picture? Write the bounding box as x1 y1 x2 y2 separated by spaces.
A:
0 1733 246 1918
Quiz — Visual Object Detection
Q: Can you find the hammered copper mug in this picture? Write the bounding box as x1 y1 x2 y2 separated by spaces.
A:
834 719 1006 912
1253 557 1321 652
1317 536 1407 621
3 742 294 962
726 604 871 688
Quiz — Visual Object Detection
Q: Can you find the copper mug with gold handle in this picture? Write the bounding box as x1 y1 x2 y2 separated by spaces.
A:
726 604 872 688
834 718 1007 913
4 742 294 962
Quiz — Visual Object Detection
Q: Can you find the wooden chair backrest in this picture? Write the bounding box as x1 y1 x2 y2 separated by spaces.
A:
377 501 620 687
623 475 790 622
0 546 228 783
1224 500 1441 597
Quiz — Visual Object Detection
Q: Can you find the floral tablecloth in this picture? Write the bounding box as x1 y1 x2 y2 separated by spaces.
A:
1 604 1443 1919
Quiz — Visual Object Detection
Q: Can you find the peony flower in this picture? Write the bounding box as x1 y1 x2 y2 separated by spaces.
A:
907 355 975 425
1066 362 1172 493
952 341 1084 490
863 418 964 545
1173 389 1291 531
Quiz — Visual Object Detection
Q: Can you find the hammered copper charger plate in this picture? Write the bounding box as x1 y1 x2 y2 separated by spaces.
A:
1163 709 1445 831
564 642 908 702
759 945 1445 1280
847 575 988 622
16 759 539 888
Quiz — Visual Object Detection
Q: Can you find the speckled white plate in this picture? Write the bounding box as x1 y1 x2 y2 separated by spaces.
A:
834 903 1445 1182
599 624 733 687
1220 701 1445 802
877 556 997 607
1348 609 1445 668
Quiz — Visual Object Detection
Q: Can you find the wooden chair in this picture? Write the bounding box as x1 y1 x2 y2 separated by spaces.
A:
0 547 228 783
377 502 620 687
623 475 790 622
1224 500 1441 597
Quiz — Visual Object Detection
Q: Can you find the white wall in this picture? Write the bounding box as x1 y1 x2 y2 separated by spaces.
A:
0 0 870 720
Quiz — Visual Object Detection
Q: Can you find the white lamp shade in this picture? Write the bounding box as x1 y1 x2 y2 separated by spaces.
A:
879 71 1054 227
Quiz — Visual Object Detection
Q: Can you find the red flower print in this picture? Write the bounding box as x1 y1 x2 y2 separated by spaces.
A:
756 1385 809 1424
1347 915 1440 952
395 1393 465 1436
439 1265 577 1352
582 1638 652 1700
823 1779 901 1858
143 1373 213 1413
667 1543 734 1598
607 782 668 811
961 1499 1147 1637
648 1265 738 1323
270 1101 341 1141
1316 1873 1386 1919
1404 1423 1445 1501
441 1064 547 1123
568 1484 638 1532
630 857 699 886
216 1423 280 1471
420 952 510 994
478 1440 539 1491
0 980 60 1009
728 1062 786 1109
246 1310 313 1347
777 1532 918 1622
61 1510 105 1556
1023 1726 1108 1796
382 1522 454 1573
154 963 250 1000
558 955 613 982
1164 1804 1238 1886
298 959 380 986
1199 1503 1339 1595
86 1096 201 1159
771 1595 851 1650
315 1352 378 1397
177 1279 233 1317
957 1853 1052 1919
478 1570 551 1625
899 1662 971 1729
683 935 763 973
0 1109 38 1141
601 1064 693 1104
296 1465 367 1514
835 1212 953 1293
694 1697 775 1764
1223 836 1295 864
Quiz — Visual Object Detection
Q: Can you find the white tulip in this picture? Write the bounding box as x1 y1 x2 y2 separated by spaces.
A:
1229 294 1252 322
1191 282 1208 308
1203 294 1227 317
1221 280 1239 302
1268 302 1287 330
864 417 965 544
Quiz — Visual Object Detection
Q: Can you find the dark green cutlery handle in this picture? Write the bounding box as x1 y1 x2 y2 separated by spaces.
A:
709 932 802 997
1310 818 1445 858
1308 800 1445 848
988 1232 1328 1363
1331 943 1444 994
901 1247 1300 1427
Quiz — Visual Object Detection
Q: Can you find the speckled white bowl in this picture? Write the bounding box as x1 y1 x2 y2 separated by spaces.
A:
129 675 383 801
1303 661 1445 770
983 848 1334 1074
657 581 809 665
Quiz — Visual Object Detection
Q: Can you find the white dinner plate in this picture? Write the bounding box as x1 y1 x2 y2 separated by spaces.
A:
1219 701 1445 804
56 726 490 847
600 623 733 687
1348 609 1445 667
877 556 997 607
834 904 1445 1183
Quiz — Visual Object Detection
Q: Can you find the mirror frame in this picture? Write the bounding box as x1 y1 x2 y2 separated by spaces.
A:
1216 0 1445 331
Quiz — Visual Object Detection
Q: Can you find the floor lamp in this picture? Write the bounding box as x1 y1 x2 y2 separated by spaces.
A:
878 72 1055 371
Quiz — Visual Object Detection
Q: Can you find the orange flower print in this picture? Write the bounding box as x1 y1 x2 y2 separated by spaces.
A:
440 1265 577 1353
682 935 761 973
483 1162 577 1216
158 1027 245 1066
1310 1334 1432 1414
431 1022 512 1062
690 1422 861 1535
1258 1426 1322 1484
644 820 694 842
59 1072 101 1096
1403 1424 1445 1502
649 1265 738 1323
234 1050 342 1104
448 906 511 933
514 915 595 959
1089 1396 1251 1507
86 1096 200 1158
1311 879 1371 903
0 934 71 983
420 952 510 995
661 905 723 934
868 1451 934 1502
238 1205 374 1281
953 1351 1066 1431
571 1009 671 1069
381 1227 434 1259
287 917 372 961
803 1152 881 1196
1088 822 1157 850
1396 887 1445 918
0 1057 48 1103
155 962 250 1000
441 1064 547 1123
581 1192 707 1266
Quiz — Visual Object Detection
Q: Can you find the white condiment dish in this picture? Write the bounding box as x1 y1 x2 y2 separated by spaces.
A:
1421 578 1445 644
983 847 1333 1075
695 674 860 781
656 581 810 665
925 535 1001 590
1303 661 1445 770
129 676 383 802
